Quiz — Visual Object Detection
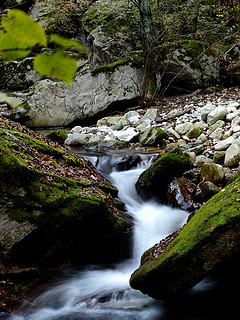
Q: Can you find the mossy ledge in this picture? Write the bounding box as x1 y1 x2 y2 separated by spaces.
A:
130 172 240 299
0 117 130 269
91 56 143 75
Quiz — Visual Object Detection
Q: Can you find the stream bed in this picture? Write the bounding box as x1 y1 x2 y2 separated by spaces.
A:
4 149 240 320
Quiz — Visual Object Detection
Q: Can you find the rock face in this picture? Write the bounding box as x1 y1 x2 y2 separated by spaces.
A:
0 118 129 268
135 148 192 202
130 172 240 299
157 40 220 92
1 0 34 11
87 13 141 69
24 62 143 127
0 58 41 91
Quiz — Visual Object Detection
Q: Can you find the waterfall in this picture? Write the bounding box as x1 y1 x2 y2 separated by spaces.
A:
9 154 189 320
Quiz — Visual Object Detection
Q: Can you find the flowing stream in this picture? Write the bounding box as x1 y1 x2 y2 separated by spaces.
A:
7 151 227 320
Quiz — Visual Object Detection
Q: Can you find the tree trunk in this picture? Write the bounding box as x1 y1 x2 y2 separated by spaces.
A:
192 0 200 38
139 0 157 105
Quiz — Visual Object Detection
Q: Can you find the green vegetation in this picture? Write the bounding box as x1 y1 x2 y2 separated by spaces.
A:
91 56 143 75
0 9 86 83
46 129 68 145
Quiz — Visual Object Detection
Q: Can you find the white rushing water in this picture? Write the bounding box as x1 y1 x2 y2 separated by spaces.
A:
9 155 190 320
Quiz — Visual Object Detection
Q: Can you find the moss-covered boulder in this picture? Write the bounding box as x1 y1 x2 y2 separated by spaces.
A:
139 127 168 146
0 117 129 269
135 148 192 202
46 129 68 145
130 173 240 299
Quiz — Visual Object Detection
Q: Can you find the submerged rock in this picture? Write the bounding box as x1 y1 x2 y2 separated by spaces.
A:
112 153 141 171
0 118 130 269
130 171 240 299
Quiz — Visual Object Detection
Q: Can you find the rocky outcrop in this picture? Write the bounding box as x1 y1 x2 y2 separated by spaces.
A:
0 0 34 11
22 61 143 127
87 13 141 69
0 117 129 269
0 58 41 91
156 40 220 92
130 171 240 298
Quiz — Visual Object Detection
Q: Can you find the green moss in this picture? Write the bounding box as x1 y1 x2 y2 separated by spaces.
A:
46 129 68 145
180 40 205 58
91 56 143 75
157 178 240 263
230 64 240 72
98 183 118 197
139 148 191 187
0 148 29 179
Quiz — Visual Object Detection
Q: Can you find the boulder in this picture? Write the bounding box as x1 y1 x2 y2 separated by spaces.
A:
175 122 193 136
224 136 240 167
139 127 168 146
186 122 205 139
130 171 240 298
1 0 34 11
213 151 226 164
199 181 220 202
201 102 216 121
207 106 227 126
200 163 225 184
135 148 192 202
0 58 41 91
87 13 141 68
0 118 129 268
23 61 143 127
194 155 213 167
47 129 68 145
112 153 141 171
156 40 220 92
214 136 235 151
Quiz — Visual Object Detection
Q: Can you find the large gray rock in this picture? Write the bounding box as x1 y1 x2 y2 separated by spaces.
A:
214 136 235 151
224 136 240 167
24 63 143 127
201 102 216 121
207 106 227 126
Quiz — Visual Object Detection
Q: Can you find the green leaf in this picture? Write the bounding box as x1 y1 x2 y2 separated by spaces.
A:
50 34 85 50
34 51 77 84
0 9 47 60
